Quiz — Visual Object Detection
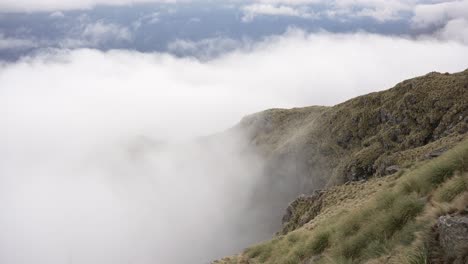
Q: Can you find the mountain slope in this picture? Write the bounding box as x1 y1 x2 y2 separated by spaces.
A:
214 69 468 263
216 141 468 263
239 70 467 199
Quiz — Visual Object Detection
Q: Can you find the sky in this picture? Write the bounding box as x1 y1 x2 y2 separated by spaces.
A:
1 1 468 264
1 0 468 60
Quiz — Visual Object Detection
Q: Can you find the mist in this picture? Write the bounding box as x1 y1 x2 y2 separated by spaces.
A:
1 30 468 264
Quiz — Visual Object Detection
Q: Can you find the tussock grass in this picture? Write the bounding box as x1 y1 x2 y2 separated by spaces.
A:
226 140 468 264
404 246 429 264
399 142 468 195
307 230 330 255
434 174 467 202
245 243 273 260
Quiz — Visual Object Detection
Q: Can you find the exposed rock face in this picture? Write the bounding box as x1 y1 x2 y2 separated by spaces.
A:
281 192 324 234
437 215 468 264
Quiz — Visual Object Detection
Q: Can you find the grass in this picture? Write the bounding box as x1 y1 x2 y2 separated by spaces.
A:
214 71 468 264
242 70 468 189
307 230 330 254
404 247 429 264
222 140 468 264
434 174 467 202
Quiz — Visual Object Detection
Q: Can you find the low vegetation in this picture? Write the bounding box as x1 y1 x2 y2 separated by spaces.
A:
215 140 468 264
215 71 468 264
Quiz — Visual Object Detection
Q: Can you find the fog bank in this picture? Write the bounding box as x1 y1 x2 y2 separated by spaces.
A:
1 31 468 263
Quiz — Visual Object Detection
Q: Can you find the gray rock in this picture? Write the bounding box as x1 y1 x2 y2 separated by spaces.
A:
437 215 468 264
426 148 448 159
385 165 400 175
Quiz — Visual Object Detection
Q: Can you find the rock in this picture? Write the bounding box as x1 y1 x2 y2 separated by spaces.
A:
304 255 322 263
426 147 448 159
437 215 468 264
385 165 400 175
281 193 323 234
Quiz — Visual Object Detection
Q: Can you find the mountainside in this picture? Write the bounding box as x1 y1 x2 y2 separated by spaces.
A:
215 69 468 263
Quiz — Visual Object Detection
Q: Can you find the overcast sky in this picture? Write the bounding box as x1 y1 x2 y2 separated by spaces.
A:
1 1 468 264
1 0 468 60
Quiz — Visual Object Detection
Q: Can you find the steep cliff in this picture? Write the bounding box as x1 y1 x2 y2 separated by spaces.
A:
214 69 468 264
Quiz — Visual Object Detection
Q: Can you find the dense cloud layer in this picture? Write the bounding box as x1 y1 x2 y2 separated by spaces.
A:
1 31 468 264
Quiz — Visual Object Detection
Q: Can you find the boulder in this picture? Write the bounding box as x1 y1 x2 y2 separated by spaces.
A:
385 165 400 175
437 215 468 264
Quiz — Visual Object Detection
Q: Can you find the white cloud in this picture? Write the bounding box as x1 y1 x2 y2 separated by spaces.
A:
248 0 416 21
0 0 179 12
59 21 132 48
168 37 252 58
250 0 322 5
412 0 468 43
0 0 462 29
0 34 37 50
437 17 468 43
412 0 468 28
82 21 132 42
49 10 64 18
1 30 468 264
132 12 160 29
241 3 316 22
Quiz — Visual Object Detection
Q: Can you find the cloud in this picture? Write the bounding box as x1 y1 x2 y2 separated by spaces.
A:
241 3 316 22
167 37 252 59
0 0 180 12
248 0 415 21
249 0 322 5
412 0 468 43
412 0 468 28
82 21 132 42
1 30 468 264
132 12 160 29
241 0 468 40
49 10 64 17
0 34 37 50
59 20 132 48
437 18 468 43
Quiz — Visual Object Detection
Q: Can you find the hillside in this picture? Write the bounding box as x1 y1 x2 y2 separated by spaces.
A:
214 70 468 263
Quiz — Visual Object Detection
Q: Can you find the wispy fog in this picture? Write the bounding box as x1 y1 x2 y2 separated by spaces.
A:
1 31 468 264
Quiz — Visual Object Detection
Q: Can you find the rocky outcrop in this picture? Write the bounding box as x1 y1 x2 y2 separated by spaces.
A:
281 192 324 234
437 215 468 264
